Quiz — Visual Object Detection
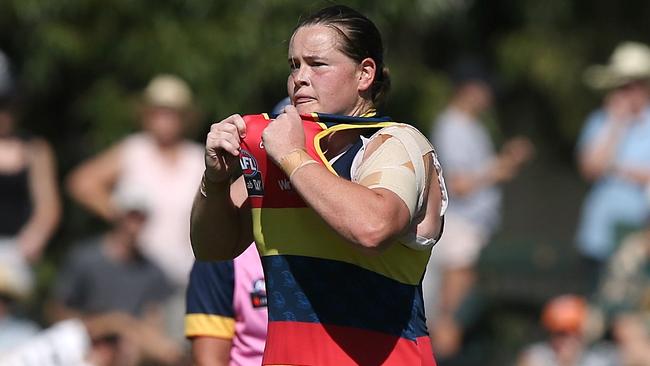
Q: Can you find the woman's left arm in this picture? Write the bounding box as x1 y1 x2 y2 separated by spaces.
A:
291 164 411 251
19 138 61 262
263 107 434 252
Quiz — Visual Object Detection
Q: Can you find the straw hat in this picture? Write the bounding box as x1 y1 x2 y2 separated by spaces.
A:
584 42 650 90
143 74 193 110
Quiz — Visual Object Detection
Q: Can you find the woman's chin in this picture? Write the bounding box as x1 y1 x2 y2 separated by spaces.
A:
295 102 320 115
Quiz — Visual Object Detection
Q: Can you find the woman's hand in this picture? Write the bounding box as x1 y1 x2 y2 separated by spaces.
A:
204 114 247 183
17 230 46 263
262 105 306 163
500 136 535 168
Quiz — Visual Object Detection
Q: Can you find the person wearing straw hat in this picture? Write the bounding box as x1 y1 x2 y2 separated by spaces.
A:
68 74 204 288
576 41 650 284
67 74 205 343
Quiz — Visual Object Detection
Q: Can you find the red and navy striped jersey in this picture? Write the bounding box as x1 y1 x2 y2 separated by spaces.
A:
240 113 436 366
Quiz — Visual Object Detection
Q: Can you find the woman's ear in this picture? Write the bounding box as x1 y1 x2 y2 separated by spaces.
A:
358 57 377 93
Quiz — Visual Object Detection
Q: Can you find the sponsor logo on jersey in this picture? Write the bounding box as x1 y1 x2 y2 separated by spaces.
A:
250 278 267 308
240 149 264 196
278 178 292 191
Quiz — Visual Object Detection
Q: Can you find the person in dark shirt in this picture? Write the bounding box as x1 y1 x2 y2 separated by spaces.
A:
47 193 181 366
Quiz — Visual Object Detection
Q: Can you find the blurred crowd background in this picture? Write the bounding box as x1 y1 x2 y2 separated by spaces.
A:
1 0 650 365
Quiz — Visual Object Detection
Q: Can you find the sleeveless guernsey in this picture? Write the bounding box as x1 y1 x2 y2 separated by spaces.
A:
240 113 439 366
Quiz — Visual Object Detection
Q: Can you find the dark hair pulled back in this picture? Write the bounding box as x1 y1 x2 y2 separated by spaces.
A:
296 5 390 106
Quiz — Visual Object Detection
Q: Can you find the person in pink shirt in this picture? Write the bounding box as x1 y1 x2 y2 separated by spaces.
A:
185 243 267 366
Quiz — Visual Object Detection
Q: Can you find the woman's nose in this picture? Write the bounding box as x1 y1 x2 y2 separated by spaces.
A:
293 65 310 86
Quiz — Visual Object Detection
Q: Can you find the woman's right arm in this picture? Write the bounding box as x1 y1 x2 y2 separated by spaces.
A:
190 115 252 261
191 176 251 260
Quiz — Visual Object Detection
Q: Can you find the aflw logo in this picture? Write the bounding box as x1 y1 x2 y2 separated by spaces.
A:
240 149 264 196
239 150 259 177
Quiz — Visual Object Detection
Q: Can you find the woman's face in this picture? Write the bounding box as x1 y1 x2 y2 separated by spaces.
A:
142 106 185 146
287 25 366 116
620 81 650 115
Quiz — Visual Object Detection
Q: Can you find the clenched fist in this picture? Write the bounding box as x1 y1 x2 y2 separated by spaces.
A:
262 105 306 164
204 114 247 183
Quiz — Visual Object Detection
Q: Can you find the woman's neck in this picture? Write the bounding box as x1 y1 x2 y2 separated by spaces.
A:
451 98 481 118
346 98 374 117
320 99 374 158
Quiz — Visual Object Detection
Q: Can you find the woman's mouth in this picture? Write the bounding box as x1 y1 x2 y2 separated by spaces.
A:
294 96 315 105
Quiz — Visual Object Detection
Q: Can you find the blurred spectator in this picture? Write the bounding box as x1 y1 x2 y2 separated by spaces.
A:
0 244 39 352
46 194 181 365
516 295 618 366
596 217 650 317
185 244 267 366
67 74 203 287
424 61 534 358
0 49 61 264
0 313 184 366
576 41 650 280
0 317 111 366
67 74 205 340
592 215 650 365
609 312 650 366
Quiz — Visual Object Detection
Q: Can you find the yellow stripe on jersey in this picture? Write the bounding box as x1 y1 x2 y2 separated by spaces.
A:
185 314 236 339
252 207 431 285
312 121 397 175
361 109 377 117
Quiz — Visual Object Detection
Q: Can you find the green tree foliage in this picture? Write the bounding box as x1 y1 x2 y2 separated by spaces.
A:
3 0 648 160
2 0 649 242
0 0 455 156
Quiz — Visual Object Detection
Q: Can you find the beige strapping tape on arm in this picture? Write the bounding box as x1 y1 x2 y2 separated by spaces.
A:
376 125 434 213
354 125 432 218
354 125 448 251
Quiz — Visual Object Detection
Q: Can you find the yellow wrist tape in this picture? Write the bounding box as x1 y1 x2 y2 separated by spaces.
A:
278 149 317 179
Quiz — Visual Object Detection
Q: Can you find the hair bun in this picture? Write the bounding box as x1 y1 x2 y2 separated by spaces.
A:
372 66 391 106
